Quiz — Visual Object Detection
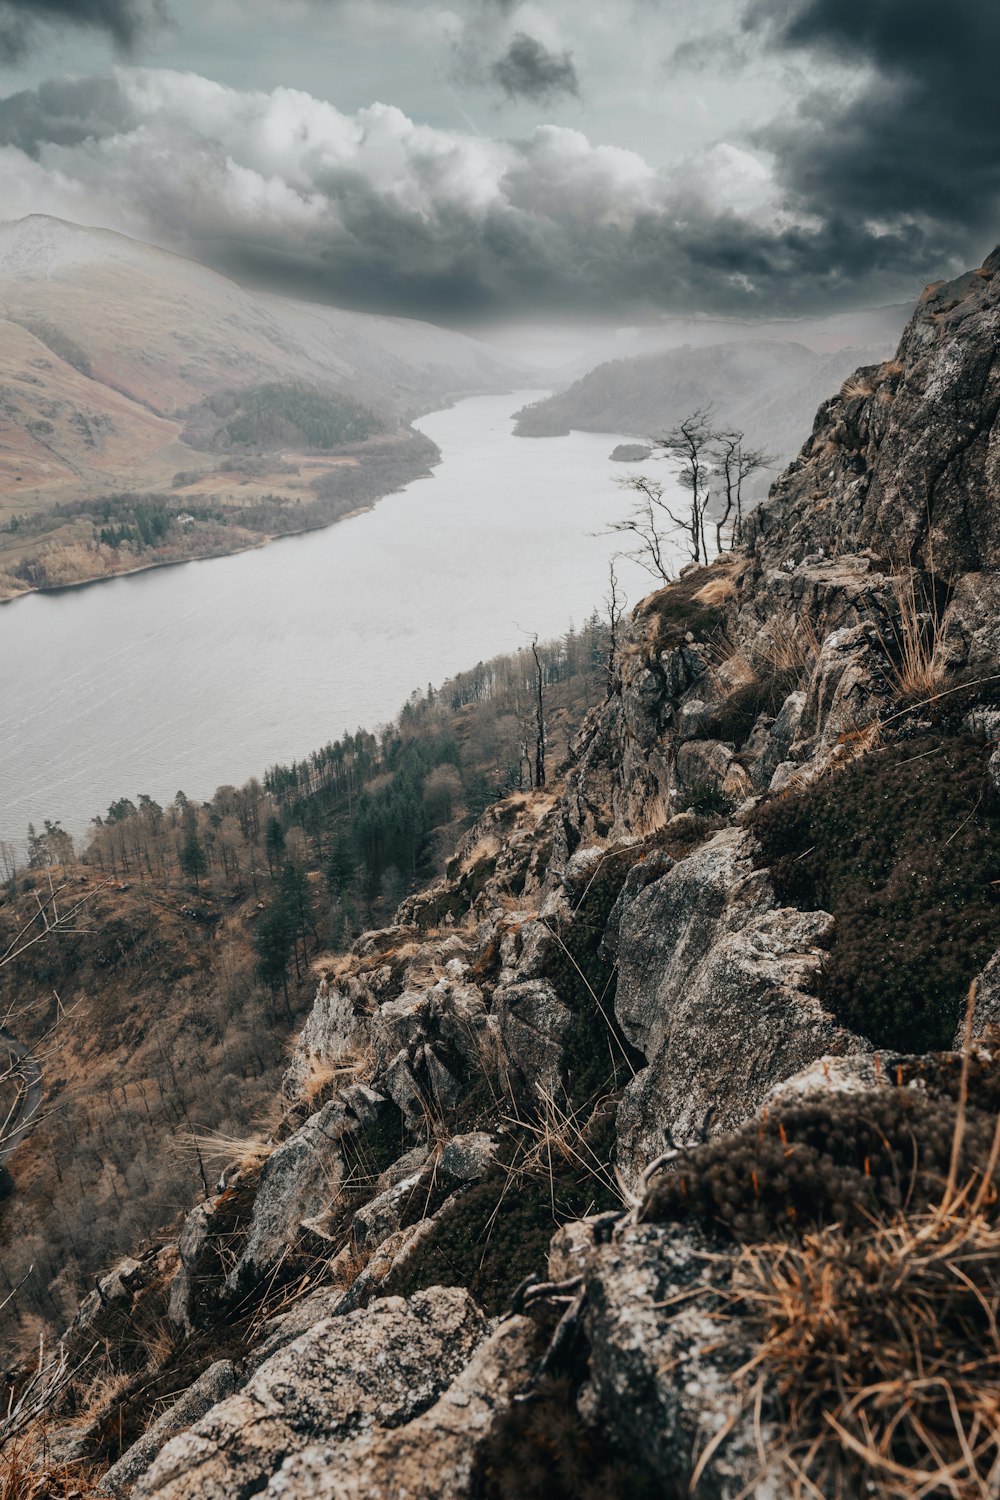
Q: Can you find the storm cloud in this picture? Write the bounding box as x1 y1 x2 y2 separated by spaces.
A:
490 33 579 102
0 67 943 321
0 0 998 322
0 0 164 59
745 0 1000 242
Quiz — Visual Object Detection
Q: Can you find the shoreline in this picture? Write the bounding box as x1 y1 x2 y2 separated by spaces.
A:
0 446 441 608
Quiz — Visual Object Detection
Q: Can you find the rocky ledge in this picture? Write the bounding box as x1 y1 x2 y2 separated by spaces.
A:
10 246 1000 1499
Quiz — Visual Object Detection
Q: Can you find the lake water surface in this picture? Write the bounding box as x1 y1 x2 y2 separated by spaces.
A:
0 391 673 852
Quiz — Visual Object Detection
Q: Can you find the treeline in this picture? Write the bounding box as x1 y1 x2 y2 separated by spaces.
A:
79 615 612 990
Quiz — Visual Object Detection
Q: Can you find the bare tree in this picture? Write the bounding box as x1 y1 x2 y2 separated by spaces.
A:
604 558 627 687
609 408 719 575
530 636 546 789
711 430 773 552
656 408 717 566
607 474 675 582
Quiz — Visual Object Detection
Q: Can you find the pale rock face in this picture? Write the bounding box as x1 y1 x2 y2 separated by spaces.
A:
746 252 1000 577
611 829 869 1178
549 1218 791 1500
226 1099 351 1290
494 978 572 1098
283 980 368 1101
134 1289 487 1500
261 1318 539 1500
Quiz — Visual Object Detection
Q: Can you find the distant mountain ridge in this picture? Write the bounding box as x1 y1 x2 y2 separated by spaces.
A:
513 337 899 481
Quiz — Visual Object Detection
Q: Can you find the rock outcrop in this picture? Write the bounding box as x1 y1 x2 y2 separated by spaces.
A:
17 247 1000 1499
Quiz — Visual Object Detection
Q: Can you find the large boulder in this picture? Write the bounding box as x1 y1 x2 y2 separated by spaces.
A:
134 1288 486 1500
612 828 869 1177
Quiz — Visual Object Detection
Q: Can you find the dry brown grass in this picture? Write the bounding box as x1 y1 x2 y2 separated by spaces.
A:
708 989 1000 1499
505 1089 627 1210
877 568 946 703
299 1043 376 1105
727 1202 1000 1499
631 790 671 838
693 573 739 607
175 1129 274 1175
0 1442 100 1499
753 612 824 679
842 374 875 400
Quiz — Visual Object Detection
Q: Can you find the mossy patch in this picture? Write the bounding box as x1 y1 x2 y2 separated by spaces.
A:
642 1076 1000 1243
698 665 800 749
751 735 1000 1051
634 567 728 654
385 1149 619 1316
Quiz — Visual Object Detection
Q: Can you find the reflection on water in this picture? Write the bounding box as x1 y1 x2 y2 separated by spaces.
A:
0 390 674 850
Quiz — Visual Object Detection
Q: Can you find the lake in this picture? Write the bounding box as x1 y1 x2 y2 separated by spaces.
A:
0 390 675 853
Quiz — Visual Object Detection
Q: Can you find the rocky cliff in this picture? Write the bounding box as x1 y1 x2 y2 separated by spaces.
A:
9 249 1000 1499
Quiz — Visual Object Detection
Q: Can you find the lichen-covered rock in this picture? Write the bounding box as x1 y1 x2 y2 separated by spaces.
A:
283 979 368 1101
494 978 572 1097
746 253 1000 578
135 1288 487 1500
226 1099 352 1289
548 1218 789 1499
613 829 868 1176
262 1317 539 1499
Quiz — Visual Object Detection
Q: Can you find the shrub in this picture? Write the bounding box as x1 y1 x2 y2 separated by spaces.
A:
750 735 1000 1051
696 665 799 749
680 780 734 818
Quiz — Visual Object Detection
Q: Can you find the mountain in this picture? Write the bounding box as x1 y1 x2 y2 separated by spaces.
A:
4 249 1000 1498
513 337 899 487
0 216 524 597
547 299 911 383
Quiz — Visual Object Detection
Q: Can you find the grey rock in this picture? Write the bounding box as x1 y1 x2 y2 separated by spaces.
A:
613 829 868 1177
675 739 734 793
438 1132 497 1182
262 1317 539 1499
283 980 368 1101
226 1100 351 1288
100 1361 240 1496
548 1219 789 1499
746 258 1000 577
958 947 1000 1043
134 1288 487 1500
352 1169 426 1249
495 978 572 1097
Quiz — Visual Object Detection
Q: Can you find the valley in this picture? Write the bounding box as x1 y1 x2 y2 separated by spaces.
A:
0 216 521 599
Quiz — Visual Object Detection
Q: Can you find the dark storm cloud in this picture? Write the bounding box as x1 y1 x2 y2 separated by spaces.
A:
0 75 129 155
489 32 580 101
0 0 165 59
745 0 1000 240
5 0 1000 327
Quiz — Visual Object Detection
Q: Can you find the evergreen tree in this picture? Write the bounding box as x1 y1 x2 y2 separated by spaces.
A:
179 828 207 890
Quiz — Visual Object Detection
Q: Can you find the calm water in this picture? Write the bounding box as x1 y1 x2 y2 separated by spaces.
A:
0 391 669 852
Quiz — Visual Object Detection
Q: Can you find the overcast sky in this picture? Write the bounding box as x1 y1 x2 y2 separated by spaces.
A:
0 0 997 326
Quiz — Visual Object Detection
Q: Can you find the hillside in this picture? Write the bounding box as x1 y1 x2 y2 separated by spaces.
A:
0 619 609 1353
2 249 1000 1498
513 338 897 488
0 216 522 598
